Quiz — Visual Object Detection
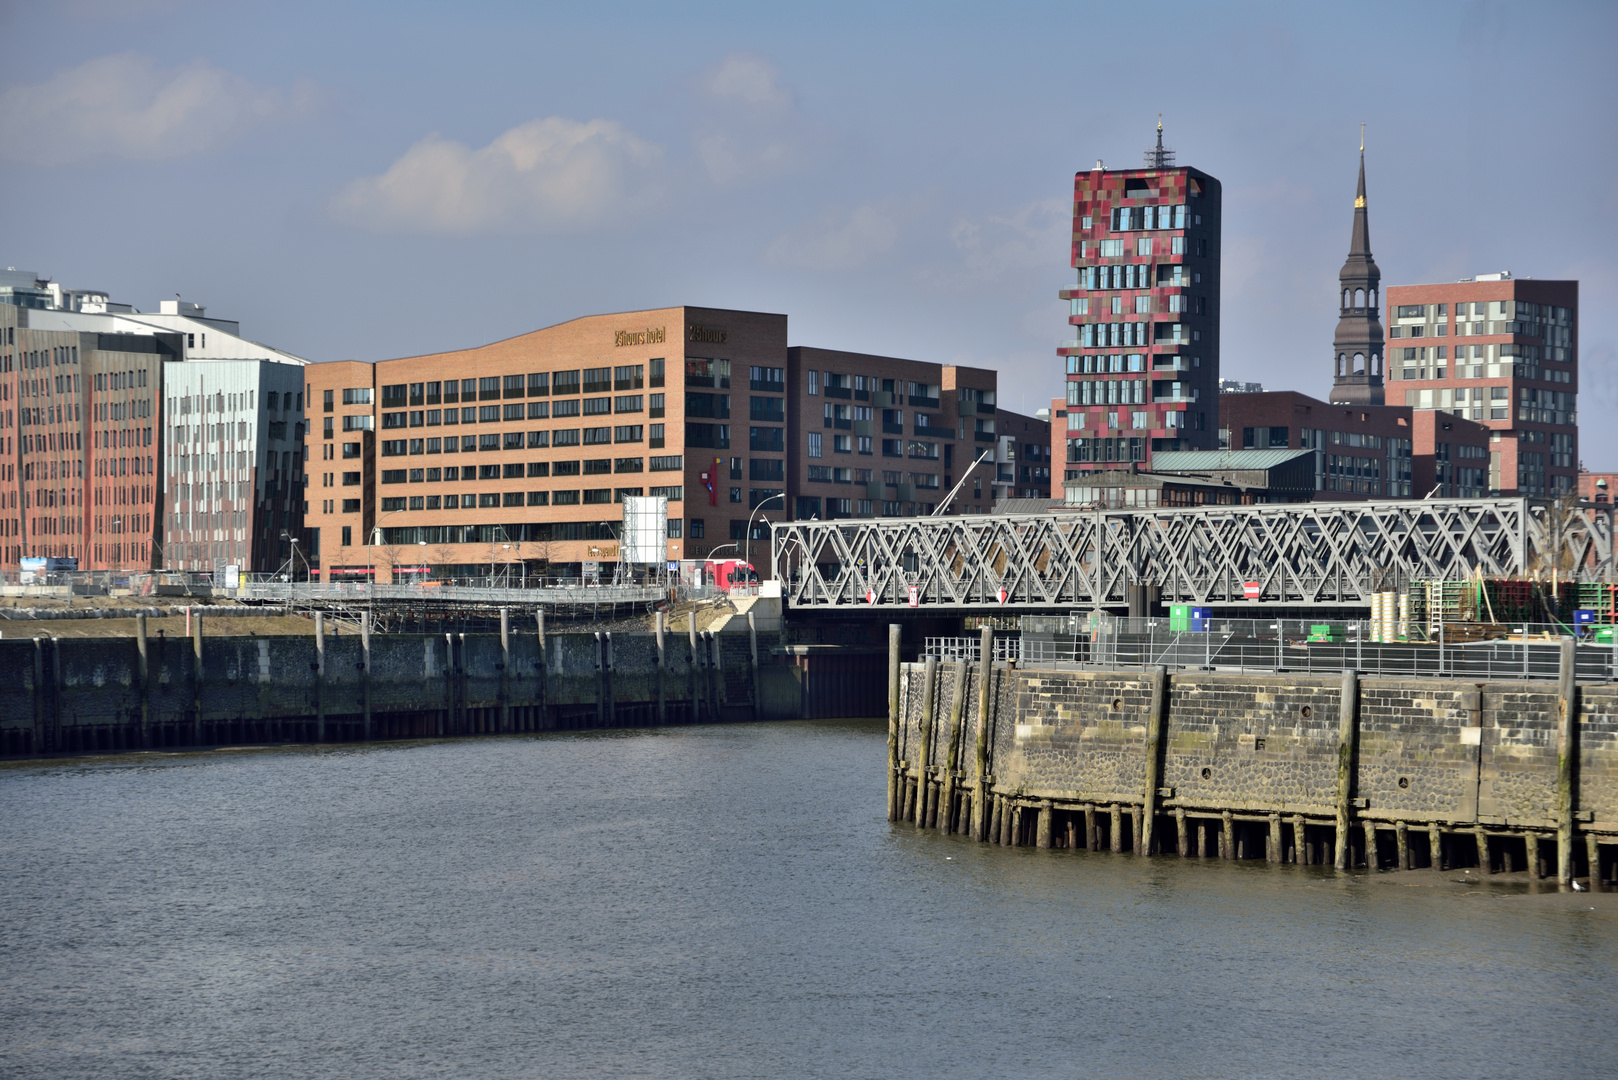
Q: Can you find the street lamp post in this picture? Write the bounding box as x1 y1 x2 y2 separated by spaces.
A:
744 491 786 577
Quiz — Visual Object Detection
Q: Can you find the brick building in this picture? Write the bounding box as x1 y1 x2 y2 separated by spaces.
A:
1059 123 1221 474
1384 273 1578 496
301 309 1049 582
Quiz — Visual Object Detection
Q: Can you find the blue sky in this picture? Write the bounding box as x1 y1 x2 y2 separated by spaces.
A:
2 0 1615 462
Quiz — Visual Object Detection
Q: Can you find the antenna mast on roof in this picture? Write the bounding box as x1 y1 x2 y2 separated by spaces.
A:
1144 114 1175 168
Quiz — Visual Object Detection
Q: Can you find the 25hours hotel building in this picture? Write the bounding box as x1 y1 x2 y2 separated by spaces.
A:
303 307 789 580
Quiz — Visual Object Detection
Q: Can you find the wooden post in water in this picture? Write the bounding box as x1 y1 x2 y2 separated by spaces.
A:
314 612 326 742
135 613 151 748
747 612 760 719
1363 821 1378 870
191 610 204 746
972 625 993 841
1556 635 1577 888
655 611 667 727
536 610 548 729
1587 834 1602 890
1109 805 1123 853
443 633 456 736
1268 814 1282 863
915 655 938 829
1429 824 1443 871
594 631 607 728
360 612 373 740
887 624 901 821
1221 810 1234 859
603 632 616 726
1396 820 1410 870
1290 814 1305 863
1334 667 1359 870
689 611 701 724
1036 800 1053 848
1085 804 1097 851
499 608 511 734
1175 807 1188 856
1140 665 1168 856
941 661 968 834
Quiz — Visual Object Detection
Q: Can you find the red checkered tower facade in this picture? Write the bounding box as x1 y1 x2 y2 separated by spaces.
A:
1059 122 1221 473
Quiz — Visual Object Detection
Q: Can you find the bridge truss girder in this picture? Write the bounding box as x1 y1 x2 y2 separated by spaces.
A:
771 498 1615 611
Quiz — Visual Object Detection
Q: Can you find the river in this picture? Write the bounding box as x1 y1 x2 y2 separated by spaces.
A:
2 719 1615 1079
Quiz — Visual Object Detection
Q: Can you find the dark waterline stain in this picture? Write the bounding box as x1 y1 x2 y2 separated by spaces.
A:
3 719 1616 1080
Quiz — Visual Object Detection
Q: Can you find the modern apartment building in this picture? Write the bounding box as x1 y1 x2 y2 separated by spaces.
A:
1059 124 1221 473
1384 273 1578 496
784 348 1005 521
0 277 309 574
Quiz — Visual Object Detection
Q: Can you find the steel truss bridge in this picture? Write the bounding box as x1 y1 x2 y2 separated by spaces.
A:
771 498 1615 612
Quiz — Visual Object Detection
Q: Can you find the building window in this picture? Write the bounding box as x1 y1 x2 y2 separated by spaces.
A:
807 432 822 458
690 518 705 538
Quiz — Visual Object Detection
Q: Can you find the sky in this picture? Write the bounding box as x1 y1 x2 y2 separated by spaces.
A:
2 0 1615 463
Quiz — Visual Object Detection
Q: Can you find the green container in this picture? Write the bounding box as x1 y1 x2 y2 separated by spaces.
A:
1307 623 1344 643
1170 603 1192 632
1593 626 1616 645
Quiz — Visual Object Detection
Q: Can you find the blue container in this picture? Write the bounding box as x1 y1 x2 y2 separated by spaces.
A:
1575 609 1596 627
1190 606 1212 632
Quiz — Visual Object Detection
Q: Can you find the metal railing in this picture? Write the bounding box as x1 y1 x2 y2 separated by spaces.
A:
922 616 1618 682
238 581 673 606
923 636 1023 662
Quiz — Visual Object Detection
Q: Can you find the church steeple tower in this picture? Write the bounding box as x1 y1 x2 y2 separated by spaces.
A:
1330 130 1385 405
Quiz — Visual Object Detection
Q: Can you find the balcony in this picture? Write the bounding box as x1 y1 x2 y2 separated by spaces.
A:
974 431 997 443
908 395 940 410
914 421 953 439
882 421 904 435
824 385 852 400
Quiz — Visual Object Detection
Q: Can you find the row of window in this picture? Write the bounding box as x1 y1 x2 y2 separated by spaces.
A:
379 394 663 428
374 365 663 407
1071 323 1200 349
379 426 656 455
377 486 681 513
380 457 678 483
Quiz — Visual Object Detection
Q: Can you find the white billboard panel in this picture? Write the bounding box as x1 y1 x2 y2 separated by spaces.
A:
621 496 668 564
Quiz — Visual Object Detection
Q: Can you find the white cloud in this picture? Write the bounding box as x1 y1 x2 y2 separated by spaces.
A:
692 52 815 186
920 198 1070 289
0 53 315 166
330 117 664 236
765 204 899 271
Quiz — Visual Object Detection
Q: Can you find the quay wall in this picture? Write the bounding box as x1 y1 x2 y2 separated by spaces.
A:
891 651 1618 883
0 620 884 758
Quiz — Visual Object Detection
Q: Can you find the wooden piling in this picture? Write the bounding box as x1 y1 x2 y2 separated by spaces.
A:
1587 834 1601 889
1140 664 1168 857
655 611 667 727
941 661 968 834
499 608 511 734
747 612 760 719
1268 814 1282 863
689 611 701 723
1291 814 1305 863
313 612 326 742
191 610 204 746
444 633 456 735
887 624 902 822
1363 821 1378 870
1395 821 1410 870
1131 805 1143 854
135 613 151 748
915 655 939 831
1334 667 1359 870
1475 827 1492 874
1556 636 1576 888
1429 824 1443 871
1221 810 1234 859
1110 805 1123 853
360 612 373 740
594 631 607 728
1036 801 1053 848
1175 807 1188 857
972 625 993 841
1085 803 1097 851
1010 804 1023 847
709 631 725 717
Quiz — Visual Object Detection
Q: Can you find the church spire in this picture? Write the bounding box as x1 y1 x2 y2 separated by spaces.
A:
1330 131 1385 405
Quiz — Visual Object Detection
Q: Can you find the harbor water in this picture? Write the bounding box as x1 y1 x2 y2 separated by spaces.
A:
2 719 1615 1079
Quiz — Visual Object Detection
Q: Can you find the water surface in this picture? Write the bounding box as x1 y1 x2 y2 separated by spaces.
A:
2 720 1614 1079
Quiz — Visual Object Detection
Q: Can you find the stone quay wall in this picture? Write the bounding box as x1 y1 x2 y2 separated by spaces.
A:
887 632 1618 888
0 613 864 759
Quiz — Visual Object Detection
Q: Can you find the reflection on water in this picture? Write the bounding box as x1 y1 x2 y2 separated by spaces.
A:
3 720 1615 1079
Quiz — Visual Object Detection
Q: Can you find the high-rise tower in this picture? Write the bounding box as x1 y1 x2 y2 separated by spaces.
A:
1059 121 1221 474
1330 138 1385 404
